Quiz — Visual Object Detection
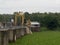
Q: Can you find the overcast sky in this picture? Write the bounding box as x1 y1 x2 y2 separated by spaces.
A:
0 0 60 14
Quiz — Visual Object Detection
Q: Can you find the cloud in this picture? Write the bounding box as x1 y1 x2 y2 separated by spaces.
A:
0 0 57 8
56 0 60 4
0 0 60 14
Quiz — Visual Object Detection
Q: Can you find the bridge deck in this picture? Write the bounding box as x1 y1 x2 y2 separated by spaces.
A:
0 26 26 31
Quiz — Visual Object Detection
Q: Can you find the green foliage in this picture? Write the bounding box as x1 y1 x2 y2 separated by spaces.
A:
44 15 58 30
0 15 3 22
0 12 60 30
0 14 13 22
24 12 60 30
46 16 58 29
24 12 31 20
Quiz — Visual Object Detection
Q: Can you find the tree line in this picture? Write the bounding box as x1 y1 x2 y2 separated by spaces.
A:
24 12 60 30
0 12 60 30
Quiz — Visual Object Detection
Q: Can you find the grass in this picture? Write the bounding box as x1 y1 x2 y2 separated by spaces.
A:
9 28 60 45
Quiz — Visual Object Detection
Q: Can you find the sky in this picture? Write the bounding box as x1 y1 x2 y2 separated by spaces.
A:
0 0 60 14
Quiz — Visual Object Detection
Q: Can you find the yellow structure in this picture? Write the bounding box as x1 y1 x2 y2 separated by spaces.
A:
26 19 32 34
14 12 24 26
14 11 32 34
26 19 31 27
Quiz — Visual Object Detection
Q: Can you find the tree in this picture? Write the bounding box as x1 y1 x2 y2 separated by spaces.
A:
45 15 58 30
24 12 30 20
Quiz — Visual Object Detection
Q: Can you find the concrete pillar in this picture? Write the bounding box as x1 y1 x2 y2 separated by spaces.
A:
8 30 16 42
8 30 13 42
0 32 2 45
0 31 8 45
16 28 26 39
16 29 21 39
20 28 25 36
13 30 16 42
22 28 26 35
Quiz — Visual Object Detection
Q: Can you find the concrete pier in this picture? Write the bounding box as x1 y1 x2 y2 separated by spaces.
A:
0 28 9 45
0 26 29 45
8 30 13 42
16 29 21 39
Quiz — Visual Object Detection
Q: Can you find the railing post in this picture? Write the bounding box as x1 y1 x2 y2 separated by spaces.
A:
0 31 8 45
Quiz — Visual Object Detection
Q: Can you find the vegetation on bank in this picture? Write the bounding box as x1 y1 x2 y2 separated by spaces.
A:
25 12 60 30
0 12 60 30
